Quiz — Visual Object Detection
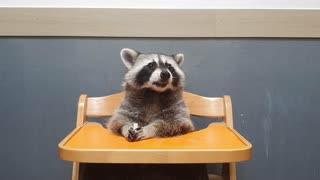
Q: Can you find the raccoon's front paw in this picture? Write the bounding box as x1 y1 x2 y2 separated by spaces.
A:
127 127 144 142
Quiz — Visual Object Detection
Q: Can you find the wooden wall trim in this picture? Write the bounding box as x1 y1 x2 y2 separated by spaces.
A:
0 8 320 38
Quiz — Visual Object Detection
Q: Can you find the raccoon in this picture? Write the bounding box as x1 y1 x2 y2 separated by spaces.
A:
107 48 195 142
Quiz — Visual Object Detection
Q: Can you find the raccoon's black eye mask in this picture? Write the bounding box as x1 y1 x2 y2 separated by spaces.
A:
148 62 156 68
135 62 158 86
165 63 174 72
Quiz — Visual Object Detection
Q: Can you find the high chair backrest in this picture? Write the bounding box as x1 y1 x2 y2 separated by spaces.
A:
77 92 234 128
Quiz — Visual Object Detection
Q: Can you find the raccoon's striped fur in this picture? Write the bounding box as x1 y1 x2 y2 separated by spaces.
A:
107 48 194 142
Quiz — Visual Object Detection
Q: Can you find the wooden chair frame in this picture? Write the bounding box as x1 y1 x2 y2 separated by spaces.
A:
59 92 251 180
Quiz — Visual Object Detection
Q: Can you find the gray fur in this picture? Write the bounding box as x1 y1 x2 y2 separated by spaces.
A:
107 48 194 142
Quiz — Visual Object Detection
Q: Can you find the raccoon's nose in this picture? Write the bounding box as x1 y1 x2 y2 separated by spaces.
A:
160 70 170 81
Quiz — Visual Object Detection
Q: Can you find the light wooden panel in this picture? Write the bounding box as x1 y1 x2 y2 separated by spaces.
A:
0 8 320 37
216 10 320 37
183 92 225 118
86 92 124 117
86 92 225 118
0 8 215 37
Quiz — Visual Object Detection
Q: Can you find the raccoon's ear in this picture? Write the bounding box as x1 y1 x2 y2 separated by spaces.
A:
174 54 184 66
120 48 139 69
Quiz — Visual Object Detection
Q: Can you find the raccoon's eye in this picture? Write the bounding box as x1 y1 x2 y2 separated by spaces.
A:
148 62 156 68
165 63 172 68
166 63 174 71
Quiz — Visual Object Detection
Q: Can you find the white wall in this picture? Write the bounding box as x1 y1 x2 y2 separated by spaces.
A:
1 0 320 9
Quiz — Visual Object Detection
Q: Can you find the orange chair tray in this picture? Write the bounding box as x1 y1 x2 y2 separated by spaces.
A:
59 122 252 163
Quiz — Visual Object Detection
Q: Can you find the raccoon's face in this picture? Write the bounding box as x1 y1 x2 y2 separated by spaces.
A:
120 48 186 92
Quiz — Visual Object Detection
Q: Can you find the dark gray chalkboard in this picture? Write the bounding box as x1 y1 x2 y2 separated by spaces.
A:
0 38 320 180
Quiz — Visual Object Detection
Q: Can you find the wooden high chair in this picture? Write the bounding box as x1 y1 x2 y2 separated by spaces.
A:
59 92 252 180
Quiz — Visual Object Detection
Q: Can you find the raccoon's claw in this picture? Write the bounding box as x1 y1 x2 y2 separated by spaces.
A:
127 128 136 142
127 127 144 142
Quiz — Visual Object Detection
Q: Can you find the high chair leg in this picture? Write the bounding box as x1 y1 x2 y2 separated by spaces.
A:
229 163 237 180
72 162 79 180
222 162 236 180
